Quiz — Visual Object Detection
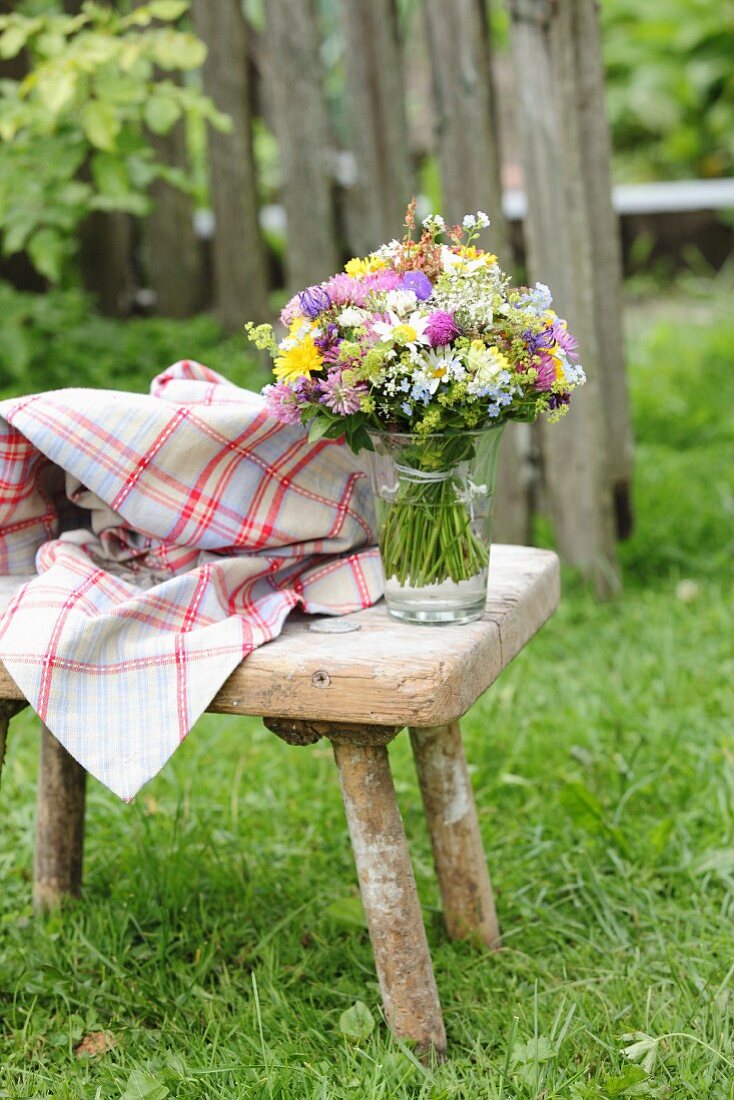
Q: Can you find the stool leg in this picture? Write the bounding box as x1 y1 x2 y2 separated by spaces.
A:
0 700 25 793
34 724 87 911
332 738 447 1056
0 705 9 792
410 723 501 949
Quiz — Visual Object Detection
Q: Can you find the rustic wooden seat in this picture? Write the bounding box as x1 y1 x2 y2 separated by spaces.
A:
0 544 559 1055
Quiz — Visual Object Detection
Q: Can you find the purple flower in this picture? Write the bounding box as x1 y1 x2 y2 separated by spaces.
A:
314 322 339 355
401 270 433 300
263 381 303 425
551 321 579 361
298 284 332 320
425 310 460 347
293 376 322 403
549 392 571 410
523 326 555 356
319 369 367 416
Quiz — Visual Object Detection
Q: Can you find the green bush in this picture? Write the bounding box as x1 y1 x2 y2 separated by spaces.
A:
0 284 261 399
0 1 226 282
602 0 734 180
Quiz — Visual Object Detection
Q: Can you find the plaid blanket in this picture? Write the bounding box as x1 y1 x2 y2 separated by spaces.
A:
0 361 382 800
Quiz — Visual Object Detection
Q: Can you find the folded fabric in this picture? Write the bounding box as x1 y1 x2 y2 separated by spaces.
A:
0 361 382 799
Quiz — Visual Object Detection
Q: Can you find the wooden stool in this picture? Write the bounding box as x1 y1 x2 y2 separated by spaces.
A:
0 545 559 1055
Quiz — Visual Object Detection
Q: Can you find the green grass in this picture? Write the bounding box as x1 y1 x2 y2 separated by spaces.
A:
1 278 734 1098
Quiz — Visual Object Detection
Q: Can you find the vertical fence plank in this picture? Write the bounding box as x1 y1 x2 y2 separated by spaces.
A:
424 0 509 256
339 0 414 255
145 116 207 318
510 0 620 594
573 0 634 537
192 0 269 329
424 0 531 544
265 0 341 292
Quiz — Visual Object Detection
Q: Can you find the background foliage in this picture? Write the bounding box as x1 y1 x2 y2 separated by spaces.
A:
0 1 226 281
601 0 734 180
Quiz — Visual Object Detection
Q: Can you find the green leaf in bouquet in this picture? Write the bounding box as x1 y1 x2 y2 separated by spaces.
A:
308 417 337 444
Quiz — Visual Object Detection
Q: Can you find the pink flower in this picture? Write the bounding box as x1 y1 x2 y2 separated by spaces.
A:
324 269 402 308
263 381 303 424
320 369 367 415
363 270 402 294
324 273 368 307
534 353 557 391
279 294 303 326
425 310 460 347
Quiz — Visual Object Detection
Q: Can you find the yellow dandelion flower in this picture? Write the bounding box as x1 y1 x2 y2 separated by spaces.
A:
344 255 386 276
274 334 323 382
345 257 370 276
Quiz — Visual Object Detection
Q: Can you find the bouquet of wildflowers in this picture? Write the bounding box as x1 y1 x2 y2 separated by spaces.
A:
247 203 585 601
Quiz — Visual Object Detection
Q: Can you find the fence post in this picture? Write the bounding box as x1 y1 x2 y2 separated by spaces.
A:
572 0 634 538
264 0 341 291
509 0 621 594
192 0 269 328
339 0 414 256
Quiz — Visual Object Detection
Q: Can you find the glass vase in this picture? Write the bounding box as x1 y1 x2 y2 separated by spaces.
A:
366 426 505 625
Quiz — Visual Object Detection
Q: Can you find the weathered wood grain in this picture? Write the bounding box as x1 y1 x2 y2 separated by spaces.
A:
191 0 269 328
339 0 413 255
410 722 501 947
33 724 86 911
263 0 340 291
332 736 446 1055
509 0 622 595
0 546 560 725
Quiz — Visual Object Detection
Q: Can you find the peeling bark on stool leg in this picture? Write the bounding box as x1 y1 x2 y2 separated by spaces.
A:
330 730 447 1057
34 724 87 911
410 723 501 949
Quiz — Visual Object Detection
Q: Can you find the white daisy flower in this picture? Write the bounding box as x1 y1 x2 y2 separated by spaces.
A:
372 310 430 352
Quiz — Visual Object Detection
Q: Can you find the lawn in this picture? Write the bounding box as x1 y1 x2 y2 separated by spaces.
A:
0 276 733 1098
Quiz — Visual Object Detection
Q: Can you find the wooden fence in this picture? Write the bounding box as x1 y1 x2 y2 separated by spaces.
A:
105 0 637 590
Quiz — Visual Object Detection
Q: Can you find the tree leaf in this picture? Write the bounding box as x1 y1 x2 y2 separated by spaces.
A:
148 0 189 20
153 31 205 71
0 20 37 60
338 1001 375 1042
143 94 181 135
27 228 66 282
81 100 120 151
91 153 130 199
36 68 78 115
